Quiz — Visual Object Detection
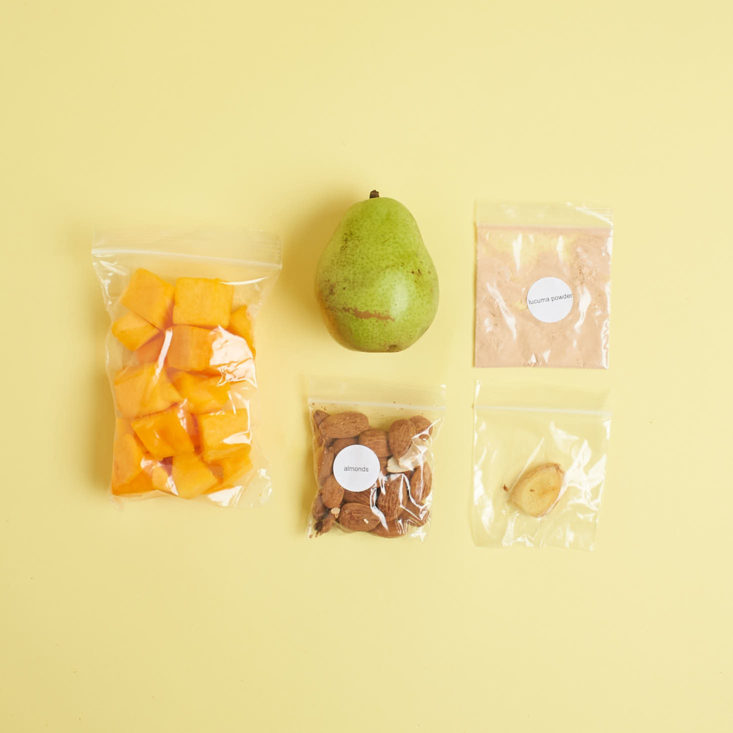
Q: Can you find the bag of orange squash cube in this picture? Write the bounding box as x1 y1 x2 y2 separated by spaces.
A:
92 230 281 506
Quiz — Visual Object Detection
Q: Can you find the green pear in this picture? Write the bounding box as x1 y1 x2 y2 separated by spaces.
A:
316 191 439 352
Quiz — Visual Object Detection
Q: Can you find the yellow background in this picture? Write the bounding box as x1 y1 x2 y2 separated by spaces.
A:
2 1 732 731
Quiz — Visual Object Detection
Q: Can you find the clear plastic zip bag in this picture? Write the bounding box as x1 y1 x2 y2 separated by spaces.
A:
306 378 445 540
92 229 281 506
474 202 613 368
472 382 611 549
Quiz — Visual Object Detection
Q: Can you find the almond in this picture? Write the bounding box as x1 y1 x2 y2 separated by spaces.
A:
320 411 369 440
388 419 414 459
358 428 390 457
312 410 329 446
342 487 374 506
311 494 328 520
386 456 417 473
338 502 380 532
379 457 389 475
332 436 357 454
410 415 432 437
314 512 336 535
317 445 334 486
401 503 429 527
371 519 409 538
410 463 432 505
320 474 344 509
376 475 407 521
312 409 329 427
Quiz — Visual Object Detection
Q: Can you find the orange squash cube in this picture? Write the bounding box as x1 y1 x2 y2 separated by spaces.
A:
197 409 250 460
113 363 181 418
172 453 218 498
112 462 170 496
112 469 154 495
214 445 253 485
183 410 199 450
202 445 243 463
111 419 146 487
111 311 159 351
167 326 252 380
120 268 174 329
150 463 174 493
226 382 251 411
171 372 230 413
132 406 195 460
228 306 256 356
167 325 213 372
134 330 171 365
172 278 233 328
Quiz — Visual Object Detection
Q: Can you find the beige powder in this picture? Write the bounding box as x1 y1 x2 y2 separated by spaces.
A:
475 211 612 368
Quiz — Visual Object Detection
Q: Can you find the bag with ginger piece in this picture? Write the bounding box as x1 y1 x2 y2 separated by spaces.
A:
472 382 611 550
92 229 281 506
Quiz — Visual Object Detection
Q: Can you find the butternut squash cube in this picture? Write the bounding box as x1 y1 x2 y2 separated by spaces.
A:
167 325 213 372
197 410 250 458
111 419 146 486
171 372 230 413
150 463 174 493
111 311 159 351
132 406 195 460
167 326 253 380
112 462 170 496
172 453 218 499
228 306 256 356
172 278 233 328
120 268 174 329
134 330 170 365
183 410 200 450
201 445 242 463
214 445 253 485
113 364 181 418
226 382 250 411
112 469 154 496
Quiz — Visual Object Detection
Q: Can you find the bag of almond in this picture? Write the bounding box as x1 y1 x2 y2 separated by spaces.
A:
306 379 445 540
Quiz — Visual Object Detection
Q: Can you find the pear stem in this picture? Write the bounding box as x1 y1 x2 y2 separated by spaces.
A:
369 190 380 198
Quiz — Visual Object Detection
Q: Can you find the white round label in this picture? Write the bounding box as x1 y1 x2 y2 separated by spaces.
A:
332 444 380 492
526 277 574 323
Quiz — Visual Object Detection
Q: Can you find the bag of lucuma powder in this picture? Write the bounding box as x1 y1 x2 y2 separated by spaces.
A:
474 202 612 368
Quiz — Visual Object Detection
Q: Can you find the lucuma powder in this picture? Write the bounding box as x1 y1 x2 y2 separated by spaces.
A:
474 202 612 368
